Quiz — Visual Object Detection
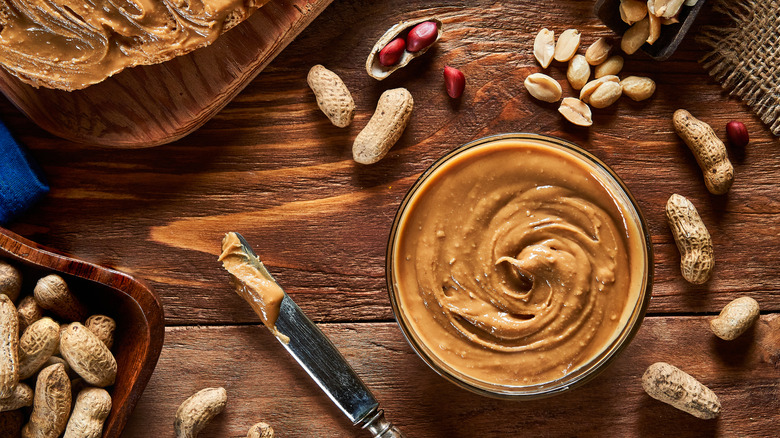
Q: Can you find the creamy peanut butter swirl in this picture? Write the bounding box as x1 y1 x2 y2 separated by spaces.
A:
0 0 267 90
393 139 644 386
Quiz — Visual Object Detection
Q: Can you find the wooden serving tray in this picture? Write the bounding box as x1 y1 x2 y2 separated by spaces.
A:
0 0 333 148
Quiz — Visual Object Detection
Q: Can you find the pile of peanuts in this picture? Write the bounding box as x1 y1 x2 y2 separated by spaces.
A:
0 259 117 436
527 27 656 127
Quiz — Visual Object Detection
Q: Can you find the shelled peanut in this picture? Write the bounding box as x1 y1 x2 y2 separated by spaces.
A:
619 0 701 54
528 27 656 127
0 261 118 437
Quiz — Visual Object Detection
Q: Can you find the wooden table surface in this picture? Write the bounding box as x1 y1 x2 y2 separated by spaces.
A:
2 1 778 436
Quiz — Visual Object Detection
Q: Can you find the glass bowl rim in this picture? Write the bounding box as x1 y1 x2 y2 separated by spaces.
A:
385 132 654 400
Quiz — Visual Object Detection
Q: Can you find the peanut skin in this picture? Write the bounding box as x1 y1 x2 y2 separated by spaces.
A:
174 387 228 438
0 294 19 399
59 323 117 387
307 65 355 128
34 275 88 322
353 88 413 164
18 317 60 380
710 296 760 340
642 362 721 419
23 363 72 438
64 387 112 438
666 194 714 284
673 109 734 195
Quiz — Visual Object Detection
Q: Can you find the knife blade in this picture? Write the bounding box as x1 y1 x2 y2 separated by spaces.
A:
222 232 405 438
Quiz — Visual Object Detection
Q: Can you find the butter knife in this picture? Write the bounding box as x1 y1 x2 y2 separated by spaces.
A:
220 232 405 438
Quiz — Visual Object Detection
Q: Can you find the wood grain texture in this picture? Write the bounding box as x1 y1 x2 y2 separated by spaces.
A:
1 0 779 329
124 316 780 437
0 228 164 438
0 0 333 148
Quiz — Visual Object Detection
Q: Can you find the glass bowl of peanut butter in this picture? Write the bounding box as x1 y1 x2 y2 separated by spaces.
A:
386 133 653 398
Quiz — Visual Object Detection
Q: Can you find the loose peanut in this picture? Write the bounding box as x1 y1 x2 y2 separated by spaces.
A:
554 29 581 62
60 323 117 387
621 76 656 101
710 297 760 340
247 422 274 438
0 294 19 399
585 38 611 65
307 65 355 128
174 387 228 438
444 66 466 99
642 362 720 419
666 194 713 284
533 28 555 68
589 81 622 108
619 0 648 25
0 410 24 437
18 317 60 380
566 55 590 90
406 21 438 53
621 17 650 55
85 314 116 350
595 55 623 78
673 109 734 195
34 275 87 322
647 12 662 44
17 295 43 333
580 75 620 106
524 73 562 103
378 38 405 67
64 387 112 438
0 261 21 302
353 88 413 165
0 383 33 412
22 363 72 438
558 98 593 127
726 121 749 147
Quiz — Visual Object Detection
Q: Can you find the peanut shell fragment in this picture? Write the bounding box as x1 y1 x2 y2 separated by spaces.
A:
710 297 760 340
642 362 720 419
534 28 555 68
524 73 562 103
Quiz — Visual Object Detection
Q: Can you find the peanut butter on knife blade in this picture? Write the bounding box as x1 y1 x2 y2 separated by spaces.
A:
219 232 288 343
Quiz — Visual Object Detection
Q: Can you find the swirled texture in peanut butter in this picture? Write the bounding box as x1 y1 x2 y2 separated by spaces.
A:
394 140 643 386
0 0 268 90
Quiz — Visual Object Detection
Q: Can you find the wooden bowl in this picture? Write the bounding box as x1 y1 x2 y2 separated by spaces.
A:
0 227 164 437
594 0 707 60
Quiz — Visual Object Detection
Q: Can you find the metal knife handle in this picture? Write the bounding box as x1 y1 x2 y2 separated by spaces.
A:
361 409 406 438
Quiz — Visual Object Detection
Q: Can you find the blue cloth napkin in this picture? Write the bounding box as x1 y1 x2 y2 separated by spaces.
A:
0 120 48 224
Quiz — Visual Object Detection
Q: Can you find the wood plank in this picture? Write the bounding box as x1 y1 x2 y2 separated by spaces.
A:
123 315 780 437
0 0 779 326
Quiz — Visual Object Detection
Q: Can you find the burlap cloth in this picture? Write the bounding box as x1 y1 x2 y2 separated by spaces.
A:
699 0 780 136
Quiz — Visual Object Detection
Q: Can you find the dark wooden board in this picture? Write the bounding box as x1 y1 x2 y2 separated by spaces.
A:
0 1 779 435
123 317 780 437
0 0 333 148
